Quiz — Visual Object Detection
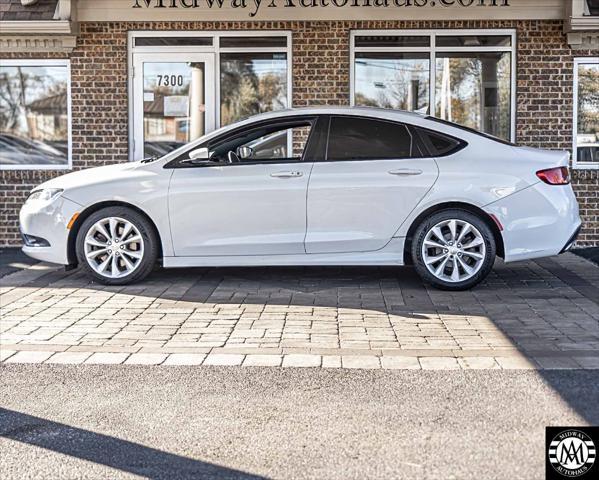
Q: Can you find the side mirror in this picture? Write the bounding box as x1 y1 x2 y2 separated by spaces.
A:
188 147 209 160
237 146 253 160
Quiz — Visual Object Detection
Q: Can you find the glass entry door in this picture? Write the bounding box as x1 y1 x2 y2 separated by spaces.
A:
132 53 215 161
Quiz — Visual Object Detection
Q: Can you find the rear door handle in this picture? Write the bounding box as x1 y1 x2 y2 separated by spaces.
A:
388 168 423 176
270 171 303 178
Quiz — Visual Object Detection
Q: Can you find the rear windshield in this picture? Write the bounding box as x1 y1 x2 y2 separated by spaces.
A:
426 117 516 147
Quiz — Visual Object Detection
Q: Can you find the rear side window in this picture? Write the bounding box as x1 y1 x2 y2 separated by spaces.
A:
327 116 413 160
415 128 463 156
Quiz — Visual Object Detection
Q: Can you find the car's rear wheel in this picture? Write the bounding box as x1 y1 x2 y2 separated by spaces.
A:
411 209 496 290
76 207 158 285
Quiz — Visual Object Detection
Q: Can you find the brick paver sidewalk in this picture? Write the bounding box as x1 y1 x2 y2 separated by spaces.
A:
1 253 598 369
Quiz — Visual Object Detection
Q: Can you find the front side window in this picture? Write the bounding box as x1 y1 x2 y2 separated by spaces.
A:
352 30 515 142
0 60 70 169
327 117 413 161
573 58 599 168
208 120 313 164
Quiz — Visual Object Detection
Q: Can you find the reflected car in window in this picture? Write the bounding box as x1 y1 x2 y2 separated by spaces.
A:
0 134 67 166
19 107 581 290
577 144 599 164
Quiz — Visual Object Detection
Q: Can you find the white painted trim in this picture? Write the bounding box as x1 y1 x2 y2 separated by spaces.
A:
127 30 293 161
568 16 599 31
350 28 517 143
0 20 72 34
565 0 599 32
0 59 72 171
572 57 599 170
430 32 436 119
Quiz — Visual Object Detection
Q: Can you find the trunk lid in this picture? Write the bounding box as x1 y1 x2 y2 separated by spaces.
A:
511 146 570 170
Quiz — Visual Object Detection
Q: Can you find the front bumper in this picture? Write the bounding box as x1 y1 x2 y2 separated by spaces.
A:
19 196 82 265
485 182 581 263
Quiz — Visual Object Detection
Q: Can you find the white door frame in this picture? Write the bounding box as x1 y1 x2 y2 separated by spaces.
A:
127 31 293 162
131 52 216 161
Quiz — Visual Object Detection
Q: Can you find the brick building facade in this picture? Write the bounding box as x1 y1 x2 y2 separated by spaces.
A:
1 1 598 246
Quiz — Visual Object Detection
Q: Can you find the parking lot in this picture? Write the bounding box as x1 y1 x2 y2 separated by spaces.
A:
2 252 599 370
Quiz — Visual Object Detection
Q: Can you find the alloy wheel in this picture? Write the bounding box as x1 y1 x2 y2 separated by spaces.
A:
84 217 145 279
421 219 486 283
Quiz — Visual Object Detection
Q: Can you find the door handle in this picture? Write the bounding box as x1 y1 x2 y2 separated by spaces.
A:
388 168 423 176
270 171 303 178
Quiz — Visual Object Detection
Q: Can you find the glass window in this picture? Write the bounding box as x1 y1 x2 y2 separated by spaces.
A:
435 52 511 141
142 61 208 159
135 37 213 47
220 53 288 126
586 0 599 16
209 121 312 163
0 62 70 168
354 53 430 112
574 59 599 166
436 35 511 47
352 30 515 142
354 36 430 48
220 36 287 48
327 117 412 161
416 127 462 156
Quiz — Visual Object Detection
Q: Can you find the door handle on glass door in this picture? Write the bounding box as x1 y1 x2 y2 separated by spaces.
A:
270 171 303 178
388 168 423 176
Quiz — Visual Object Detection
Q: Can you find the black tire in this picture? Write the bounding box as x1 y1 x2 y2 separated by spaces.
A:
76 206 158 285
411 209 496 291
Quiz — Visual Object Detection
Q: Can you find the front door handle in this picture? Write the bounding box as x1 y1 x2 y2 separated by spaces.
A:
270 171 303 178
388 168 423 176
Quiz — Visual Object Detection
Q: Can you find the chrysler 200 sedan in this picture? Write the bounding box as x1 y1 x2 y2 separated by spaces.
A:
20 107 581 290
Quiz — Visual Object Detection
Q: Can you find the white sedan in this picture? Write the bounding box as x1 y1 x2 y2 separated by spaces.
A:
20 107 581 290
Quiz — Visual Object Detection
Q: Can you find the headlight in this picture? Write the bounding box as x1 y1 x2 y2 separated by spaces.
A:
26 188 64 204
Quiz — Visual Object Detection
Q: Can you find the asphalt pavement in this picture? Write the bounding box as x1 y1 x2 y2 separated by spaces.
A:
1 365 598 480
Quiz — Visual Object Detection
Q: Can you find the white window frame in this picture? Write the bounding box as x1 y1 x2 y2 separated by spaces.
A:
350 29 517 143
572 57 599 170
0 59 72 171
128 30 292 161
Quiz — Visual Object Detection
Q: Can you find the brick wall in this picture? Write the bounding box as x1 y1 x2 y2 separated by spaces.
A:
1 19 598 246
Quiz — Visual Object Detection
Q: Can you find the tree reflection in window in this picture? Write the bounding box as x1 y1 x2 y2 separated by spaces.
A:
220 53 287 126
0 64 69 167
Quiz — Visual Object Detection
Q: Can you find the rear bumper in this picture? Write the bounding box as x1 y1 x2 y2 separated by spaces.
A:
485 182 581 263
560 225 581 254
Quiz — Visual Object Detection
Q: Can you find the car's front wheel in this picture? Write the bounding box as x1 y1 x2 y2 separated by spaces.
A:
76 206 158 285
411 209 496 290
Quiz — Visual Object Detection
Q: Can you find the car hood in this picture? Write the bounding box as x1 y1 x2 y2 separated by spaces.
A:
36 162 146 195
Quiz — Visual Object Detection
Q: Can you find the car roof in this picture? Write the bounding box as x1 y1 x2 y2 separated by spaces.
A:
205 106 430 141
242 106 427 122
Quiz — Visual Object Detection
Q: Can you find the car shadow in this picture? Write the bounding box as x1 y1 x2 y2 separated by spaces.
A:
0 407 267 480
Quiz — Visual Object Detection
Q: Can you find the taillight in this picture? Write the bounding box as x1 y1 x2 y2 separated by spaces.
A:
536 167 570 185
